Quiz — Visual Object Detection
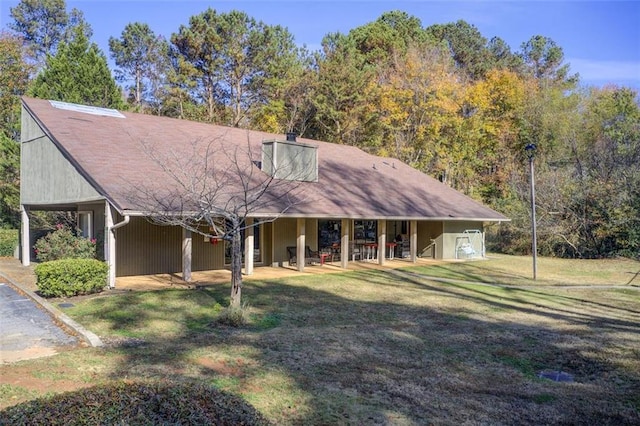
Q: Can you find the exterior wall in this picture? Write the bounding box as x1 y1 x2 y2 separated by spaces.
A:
262 221 273 266
417 221 443 259
192 230 225 271
78 201 106 260
112 216 485 276
306 219 319 252
272 218 318 265
442 221 484 259
21 106 101 205
262 140 318 182
116 216 182 276
114 219 274 277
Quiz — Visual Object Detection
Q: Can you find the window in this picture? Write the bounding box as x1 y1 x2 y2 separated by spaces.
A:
78 211 92 239
318 220 341 250
353 220 377 243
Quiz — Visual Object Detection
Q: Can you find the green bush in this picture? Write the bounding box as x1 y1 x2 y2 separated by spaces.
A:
34 224 96 262
34 258 108 298
0 229 18 257
0 380 270 425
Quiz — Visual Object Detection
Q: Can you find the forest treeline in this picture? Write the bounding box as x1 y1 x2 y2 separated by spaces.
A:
1 1 638 258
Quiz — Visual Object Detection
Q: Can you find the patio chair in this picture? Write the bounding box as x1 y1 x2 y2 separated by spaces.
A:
287 246 322 266
350 242 364 261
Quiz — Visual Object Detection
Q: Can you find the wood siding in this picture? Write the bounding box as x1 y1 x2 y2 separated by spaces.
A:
192 230 225 271
272 218 318 265
21 106 101 205
116 217 182 276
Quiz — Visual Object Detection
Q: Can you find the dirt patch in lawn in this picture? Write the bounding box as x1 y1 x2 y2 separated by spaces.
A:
0 363 92 396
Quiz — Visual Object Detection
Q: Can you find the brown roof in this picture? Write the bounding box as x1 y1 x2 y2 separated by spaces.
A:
22 97 508 221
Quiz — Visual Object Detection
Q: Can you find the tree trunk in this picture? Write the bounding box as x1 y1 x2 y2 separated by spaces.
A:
230 225 243 307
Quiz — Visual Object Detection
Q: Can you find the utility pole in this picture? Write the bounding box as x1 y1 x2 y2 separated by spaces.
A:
525 143 537 280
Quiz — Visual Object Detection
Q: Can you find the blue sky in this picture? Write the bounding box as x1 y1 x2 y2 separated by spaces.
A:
1 1 639 88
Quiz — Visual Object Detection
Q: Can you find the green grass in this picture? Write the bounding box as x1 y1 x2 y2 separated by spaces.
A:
0 385 41 404
410 253 640 286
1 254 639 424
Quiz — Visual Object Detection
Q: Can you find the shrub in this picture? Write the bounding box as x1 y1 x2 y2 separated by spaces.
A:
34 224 96 262
215 304 250 327
0 380 270 425
0 229 18 257
34 258 108 297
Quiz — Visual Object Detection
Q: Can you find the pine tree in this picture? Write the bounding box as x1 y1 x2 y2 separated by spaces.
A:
29 26 123 108
109 22 169 112
0 32 31 228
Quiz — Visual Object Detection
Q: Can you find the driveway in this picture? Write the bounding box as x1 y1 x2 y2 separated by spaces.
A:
0 282 81 363
0 259 102 363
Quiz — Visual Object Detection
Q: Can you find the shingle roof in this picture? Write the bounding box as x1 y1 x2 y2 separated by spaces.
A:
22 97 508 221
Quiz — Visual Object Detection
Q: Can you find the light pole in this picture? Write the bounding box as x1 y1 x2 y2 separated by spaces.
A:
525 143 537 280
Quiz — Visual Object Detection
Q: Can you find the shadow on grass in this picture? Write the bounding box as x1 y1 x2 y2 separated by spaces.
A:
74 268 640 425
401 263 640 318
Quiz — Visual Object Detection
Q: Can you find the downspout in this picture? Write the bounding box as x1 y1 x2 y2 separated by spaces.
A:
111 215 130 232
107 212 130 289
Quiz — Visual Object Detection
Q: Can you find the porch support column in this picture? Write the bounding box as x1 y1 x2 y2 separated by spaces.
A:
340 219 349 269
296 218 305 272
482 226 486 258
105 203 116 288
20 206 30 266
410 220 418 263
244 218 254 275
182 228 192 282
377 220 386 266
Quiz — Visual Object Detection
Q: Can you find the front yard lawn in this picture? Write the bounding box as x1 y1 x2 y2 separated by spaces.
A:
1 255 639 424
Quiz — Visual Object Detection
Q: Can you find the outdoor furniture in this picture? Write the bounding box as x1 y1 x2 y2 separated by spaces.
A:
331 242 341 259
287 246 322 266
350 242 363 261
319 250 332 265
385 242 397 260
363 242 378 261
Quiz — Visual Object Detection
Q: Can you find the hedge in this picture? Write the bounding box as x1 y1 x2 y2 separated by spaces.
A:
0 229 18 257
34 258 108 298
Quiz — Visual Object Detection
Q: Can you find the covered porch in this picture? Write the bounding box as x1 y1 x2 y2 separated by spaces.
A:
115 256 450 291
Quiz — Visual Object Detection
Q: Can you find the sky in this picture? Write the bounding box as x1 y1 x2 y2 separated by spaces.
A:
1 0 639 89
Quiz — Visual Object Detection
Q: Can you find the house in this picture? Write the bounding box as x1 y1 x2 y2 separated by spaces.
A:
19 97 508 287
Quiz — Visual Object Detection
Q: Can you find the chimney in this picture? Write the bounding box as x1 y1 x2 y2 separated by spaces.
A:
286 132 297 142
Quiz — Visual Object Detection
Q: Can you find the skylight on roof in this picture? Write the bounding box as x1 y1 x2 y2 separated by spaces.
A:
49 100 125 118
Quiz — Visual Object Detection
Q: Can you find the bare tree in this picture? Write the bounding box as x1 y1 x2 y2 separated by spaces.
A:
127 133 310 307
